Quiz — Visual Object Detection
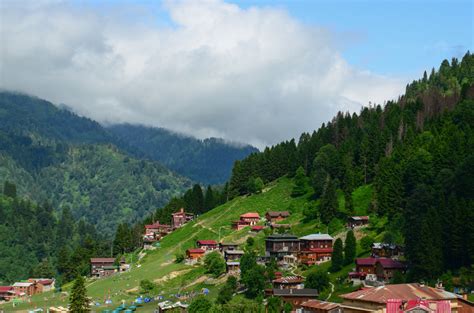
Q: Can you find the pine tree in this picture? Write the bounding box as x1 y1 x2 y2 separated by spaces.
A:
203 186 215 211
320 177 338 224
69 275 89 313
344 230 356 265
291 166 308 197
331 238 343 272
3 181 17 198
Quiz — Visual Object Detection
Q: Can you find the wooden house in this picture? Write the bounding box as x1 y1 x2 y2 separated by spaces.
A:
12 282 35 296
196 240 218 251
265 211 290 223
90 257 126 278
186 248 205 260
224 250 244 261
28 279 55 293
226 262 240 274
171 208 194 229
219 243 239 253
298 234 333 265
347 216 369 228
265 234 300 259
371 242 404 259
232 212 260 230
353 257 406 282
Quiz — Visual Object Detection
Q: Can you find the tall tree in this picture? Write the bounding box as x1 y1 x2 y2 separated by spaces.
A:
331 238 343 272
69 275 89 313
320 177 338 224
3 181 17 198
291 166 308 197
344 230 357 265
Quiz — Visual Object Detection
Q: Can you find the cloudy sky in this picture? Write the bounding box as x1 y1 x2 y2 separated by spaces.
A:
0 0 472 148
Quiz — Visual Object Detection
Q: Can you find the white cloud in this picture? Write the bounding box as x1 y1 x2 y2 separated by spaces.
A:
0 0 405 148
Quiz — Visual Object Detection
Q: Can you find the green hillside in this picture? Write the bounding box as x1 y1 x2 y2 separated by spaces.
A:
2 176 375 312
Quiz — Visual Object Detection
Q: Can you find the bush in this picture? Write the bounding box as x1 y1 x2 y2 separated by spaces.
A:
305 269 330 291
189 296 213 313
175 252 185 263
139 279 157 295
360 236 375 251
204 252 226 278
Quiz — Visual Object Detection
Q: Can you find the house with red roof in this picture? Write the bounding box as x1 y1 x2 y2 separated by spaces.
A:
340 283 474 313
196 240 218 251
0 286 15 301
232 212 261 230
351 257 406 282
186 248 205 260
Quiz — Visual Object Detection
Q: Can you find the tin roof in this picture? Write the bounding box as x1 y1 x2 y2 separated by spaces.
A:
90 258 115 263
272 288 318 297
300 233 333 241
273 276 304 284
187 248 205 254
340 283 460 304
197 240 218 245
266 211 290 217
301 299 340 310
240 212 260 218
13 282 33 287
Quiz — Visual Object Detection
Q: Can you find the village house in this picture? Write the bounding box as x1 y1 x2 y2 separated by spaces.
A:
28 278 55 293
0 286 15 301
12 282 35 296
267 288 319 310
339 283 474 313
347 216 370 228
272 276 305 290
196 240 218 251
351 257 406 282
298 233 333 265
144 222 172 240
226 262 240 274
224 250 244 262
371 242 404 259
270 223 291 230
265 211 290 223
171 208 194 229
219 243 239 253
90 257 126 278
299 300 342 313
265 234 300 259
186 248 205 261
233 212 260 230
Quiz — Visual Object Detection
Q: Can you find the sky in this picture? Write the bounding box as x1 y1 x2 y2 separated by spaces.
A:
0 0 472 148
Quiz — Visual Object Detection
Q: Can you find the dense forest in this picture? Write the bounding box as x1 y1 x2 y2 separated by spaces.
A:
108 124 257 184
0 182 111 285
226 52 474 281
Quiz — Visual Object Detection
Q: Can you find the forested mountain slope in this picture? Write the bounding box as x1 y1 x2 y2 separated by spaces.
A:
108 124 258 184
227 52 474 280
0 92 191 233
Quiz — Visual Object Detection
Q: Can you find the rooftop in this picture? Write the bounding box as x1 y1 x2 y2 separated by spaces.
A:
90 258 116 263
197 240 218 245
300 233 333 241
340 283 460 304
187 248 205 254
301 299 340 310
13 282 33 287
273 276 304 284
272 288 318 297
225 250 245 255
240 212 260 218
266 234 299 241
266 211 290 217
356 257 405 269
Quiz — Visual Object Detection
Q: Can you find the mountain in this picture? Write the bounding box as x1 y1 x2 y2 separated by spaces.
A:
107 123 258 185
0 92 191 233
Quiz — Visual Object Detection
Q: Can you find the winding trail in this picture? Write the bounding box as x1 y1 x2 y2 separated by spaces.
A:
326 282 335 301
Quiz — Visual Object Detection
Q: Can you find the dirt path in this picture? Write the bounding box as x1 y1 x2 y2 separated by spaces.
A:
326 282 335 301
